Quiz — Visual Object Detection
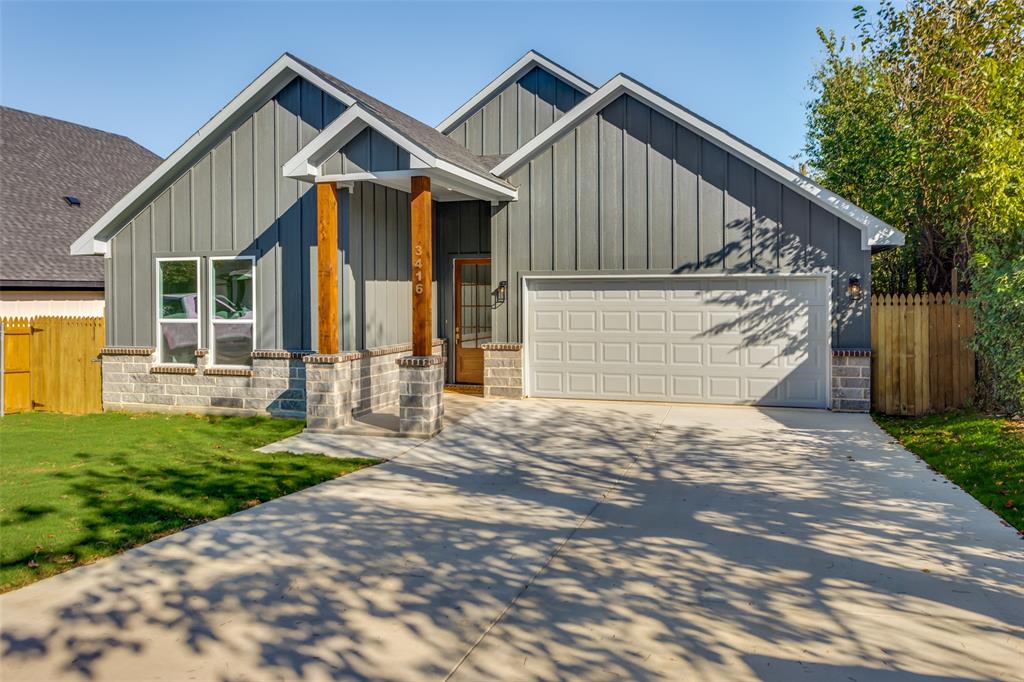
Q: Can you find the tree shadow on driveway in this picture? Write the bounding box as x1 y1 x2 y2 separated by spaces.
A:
2 401 1022 681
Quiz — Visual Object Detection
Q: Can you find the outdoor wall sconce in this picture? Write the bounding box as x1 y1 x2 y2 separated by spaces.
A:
493 280 508 307
848 276 863 300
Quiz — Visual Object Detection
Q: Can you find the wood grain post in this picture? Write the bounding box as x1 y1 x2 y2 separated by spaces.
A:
410 176 432 357
317 182 339 355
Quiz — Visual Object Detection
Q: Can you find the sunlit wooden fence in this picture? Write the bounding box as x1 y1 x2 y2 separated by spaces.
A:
1 316 105 415
870 293 975 416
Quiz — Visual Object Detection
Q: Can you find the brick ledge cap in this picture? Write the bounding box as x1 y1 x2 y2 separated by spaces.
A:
481 343 523 351
397 355 446 367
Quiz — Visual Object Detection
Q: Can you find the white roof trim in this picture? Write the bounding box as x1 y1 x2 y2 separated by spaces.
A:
492 74 905 250
283 105 517 202
435 50 596 135
71 54 360 256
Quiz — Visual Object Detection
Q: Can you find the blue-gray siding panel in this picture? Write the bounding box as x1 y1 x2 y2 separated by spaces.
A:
491 93 871 348
107 76 345 351
446 66 586 155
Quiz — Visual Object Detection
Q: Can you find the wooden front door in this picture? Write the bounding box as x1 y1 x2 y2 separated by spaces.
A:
454 258 492 384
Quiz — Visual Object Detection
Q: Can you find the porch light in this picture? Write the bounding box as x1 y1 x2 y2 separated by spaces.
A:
848 276 862 300
493 280 508 307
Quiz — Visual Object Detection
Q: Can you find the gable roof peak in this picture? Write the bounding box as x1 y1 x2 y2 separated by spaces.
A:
435 49 596 135
492 72 904 250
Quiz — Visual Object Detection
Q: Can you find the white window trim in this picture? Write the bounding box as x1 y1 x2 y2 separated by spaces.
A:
155 257 202 366
208 255 256 368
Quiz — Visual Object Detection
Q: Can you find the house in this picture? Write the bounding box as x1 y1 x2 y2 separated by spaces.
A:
1 107 160 317
74 51 903 435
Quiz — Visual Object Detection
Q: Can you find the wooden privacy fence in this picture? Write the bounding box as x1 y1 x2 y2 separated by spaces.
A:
1 316 105 415
870 293 975 416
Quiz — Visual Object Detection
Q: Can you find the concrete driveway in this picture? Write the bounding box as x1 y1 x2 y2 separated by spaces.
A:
2 401 1022 681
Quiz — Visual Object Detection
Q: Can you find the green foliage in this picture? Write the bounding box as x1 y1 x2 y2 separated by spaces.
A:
807 0 1024 411
964 254 1024 413
875 410 1024 530
0 412 378 591
805 0 1024 294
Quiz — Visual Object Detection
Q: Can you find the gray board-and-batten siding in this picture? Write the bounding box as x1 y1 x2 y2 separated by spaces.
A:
445 66 588 156
488 93 871 349
106 76 430 353
106 75 870 369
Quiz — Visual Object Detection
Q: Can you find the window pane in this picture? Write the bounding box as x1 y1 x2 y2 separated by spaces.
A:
160 323 198 363
213 259 254 320
160 261 198 319
214 323 253 366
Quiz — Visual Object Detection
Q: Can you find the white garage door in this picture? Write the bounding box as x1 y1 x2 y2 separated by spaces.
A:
525 276 829 408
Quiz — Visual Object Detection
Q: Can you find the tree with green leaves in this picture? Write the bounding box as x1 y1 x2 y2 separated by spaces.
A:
805 0 1023 294
805 0 1024 411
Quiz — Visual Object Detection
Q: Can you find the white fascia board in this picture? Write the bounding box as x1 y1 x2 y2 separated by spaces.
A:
493 74 905 250
283 104 439 182
284 108 516 201
433 160 517 201
314 167 517 203
435 50 596 134
71 54 359 256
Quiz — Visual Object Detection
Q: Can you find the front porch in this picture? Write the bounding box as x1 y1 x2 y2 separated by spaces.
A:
303 161 519 436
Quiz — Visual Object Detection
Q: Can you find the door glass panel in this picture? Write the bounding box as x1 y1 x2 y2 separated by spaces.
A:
459 263 491 349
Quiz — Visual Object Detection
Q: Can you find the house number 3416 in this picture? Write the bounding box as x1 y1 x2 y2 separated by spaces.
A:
414 244 424 295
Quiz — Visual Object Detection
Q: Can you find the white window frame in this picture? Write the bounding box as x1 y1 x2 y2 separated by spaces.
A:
155 257 202 365
208 255 256 368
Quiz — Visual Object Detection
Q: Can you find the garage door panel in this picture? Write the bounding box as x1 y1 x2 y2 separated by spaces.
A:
567 342 597 362
527 277 828 407
601 343 630 363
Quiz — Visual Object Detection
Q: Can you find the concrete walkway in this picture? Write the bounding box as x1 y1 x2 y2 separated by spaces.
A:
1 401 1021 681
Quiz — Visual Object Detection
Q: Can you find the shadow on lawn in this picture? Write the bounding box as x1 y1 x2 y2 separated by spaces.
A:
1 415 366 587
1 402 1022 681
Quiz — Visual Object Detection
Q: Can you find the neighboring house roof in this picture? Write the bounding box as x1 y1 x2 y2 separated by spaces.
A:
1 106 160 286
492 74 904 250
435 50 596 135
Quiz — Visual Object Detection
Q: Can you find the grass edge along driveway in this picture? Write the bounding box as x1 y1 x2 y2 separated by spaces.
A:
874 410 1023 532
0 411 377 592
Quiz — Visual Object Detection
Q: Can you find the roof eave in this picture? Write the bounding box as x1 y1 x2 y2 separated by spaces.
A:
492 74 906 252
71 54 361 257
283 105 517 202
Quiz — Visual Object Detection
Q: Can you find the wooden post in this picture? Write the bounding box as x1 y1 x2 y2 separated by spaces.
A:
410 176 432 357
317 182 339 355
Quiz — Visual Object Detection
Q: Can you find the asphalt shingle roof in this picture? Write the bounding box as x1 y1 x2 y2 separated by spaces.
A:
290 55 510 185
0 106 161 286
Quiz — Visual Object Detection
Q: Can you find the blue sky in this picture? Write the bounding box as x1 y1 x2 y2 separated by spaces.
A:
0 1 872 164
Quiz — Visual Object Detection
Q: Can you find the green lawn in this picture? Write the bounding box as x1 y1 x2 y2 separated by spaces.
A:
875 411 1024 531
0 412 377 591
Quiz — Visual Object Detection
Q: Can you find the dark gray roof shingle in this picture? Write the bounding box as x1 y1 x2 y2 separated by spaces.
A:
290 55 510 186
0 106 161 286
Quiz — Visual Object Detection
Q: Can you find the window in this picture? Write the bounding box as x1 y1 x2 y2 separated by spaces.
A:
210 257 255 366
157 259 200 364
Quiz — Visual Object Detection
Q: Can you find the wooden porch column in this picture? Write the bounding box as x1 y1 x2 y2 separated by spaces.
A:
316 182 339 355
410 176 432 357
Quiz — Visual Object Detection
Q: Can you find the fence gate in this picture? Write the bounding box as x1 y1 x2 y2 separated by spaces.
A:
1 316 105 415
870 293 975 416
